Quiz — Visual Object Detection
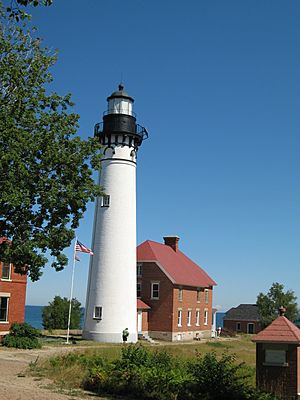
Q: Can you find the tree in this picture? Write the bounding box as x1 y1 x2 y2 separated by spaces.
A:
42 295 82 330
0 4 103 280
257 282 299 328
6 0 53 21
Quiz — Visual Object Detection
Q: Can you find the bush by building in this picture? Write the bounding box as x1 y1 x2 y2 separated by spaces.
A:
2 322 41 349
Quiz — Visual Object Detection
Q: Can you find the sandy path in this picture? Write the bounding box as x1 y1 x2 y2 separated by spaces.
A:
0 345 95 400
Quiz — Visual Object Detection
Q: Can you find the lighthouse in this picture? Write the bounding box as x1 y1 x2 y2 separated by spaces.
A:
83 85 148 342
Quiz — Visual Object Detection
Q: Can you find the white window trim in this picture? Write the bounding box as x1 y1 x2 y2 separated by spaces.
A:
187 309 192 326
196 309 200 326
137 282 142 299
178 287 183 302
1 263 12 281
204 289 209 304
93 306 102 320
101 195 110 207
204 309 208 326
196 288 201 303
247 323 255 334
151 281 160 300
0 296 9 323
177 309 182 327
137 263 143 277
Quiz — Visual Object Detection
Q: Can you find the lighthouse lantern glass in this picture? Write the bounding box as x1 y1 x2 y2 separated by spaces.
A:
108 97 133 116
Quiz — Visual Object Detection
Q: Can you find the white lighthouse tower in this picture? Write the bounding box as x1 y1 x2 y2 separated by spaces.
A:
83 85 148 342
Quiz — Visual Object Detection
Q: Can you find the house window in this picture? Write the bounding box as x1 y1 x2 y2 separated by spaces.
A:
196 310 200 326
0 297 9 322
197 288 201 303
204 289 209 304
137 263 143 277
1 263 11 280
177 309 182 327
178 288 183 302
151 282 160 299
187 309 192 326
93 306 102 320
236 322 241 332
101 195 110 207
204 309 208 325
137 282 141 298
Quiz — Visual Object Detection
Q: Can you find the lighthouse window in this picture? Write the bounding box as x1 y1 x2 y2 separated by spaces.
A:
101 195 110 207
93 306 102 320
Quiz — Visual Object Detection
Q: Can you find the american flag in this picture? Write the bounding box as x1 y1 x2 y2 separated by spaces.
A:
75 240 94 255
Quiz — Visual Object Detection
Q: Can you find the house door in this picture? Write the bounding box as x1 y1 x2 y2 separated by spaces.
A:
137 310 143 333
247 323 254 334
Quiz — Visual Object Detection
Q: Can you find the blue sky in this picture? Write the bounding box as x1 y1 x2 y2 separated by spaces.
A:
25 0 300 311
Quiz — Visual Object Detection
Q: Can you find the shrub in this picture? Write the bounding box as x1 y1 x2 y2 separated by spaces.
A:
187 351 276 400
3 322 41 349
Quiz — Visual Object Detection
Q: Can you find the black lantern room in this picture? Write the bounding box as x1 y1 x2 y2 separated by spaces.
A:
94 85 148 150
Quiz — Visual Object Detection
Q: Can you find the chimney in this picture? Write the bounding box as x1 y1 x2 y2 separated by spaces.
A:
163 236 180 252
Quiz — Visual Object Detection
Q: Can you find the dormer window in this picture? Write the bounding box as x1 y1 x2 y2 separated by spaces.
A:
101 195 110 207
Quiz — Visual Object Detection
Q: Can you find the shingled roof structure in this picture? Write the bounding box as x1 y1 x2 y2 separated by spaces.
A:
137 239 216 288
223 304 260 321
252 314 300 344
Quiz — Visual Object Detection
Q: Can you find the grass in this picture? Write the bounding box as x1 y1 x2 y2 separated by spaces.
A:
29 334 257 394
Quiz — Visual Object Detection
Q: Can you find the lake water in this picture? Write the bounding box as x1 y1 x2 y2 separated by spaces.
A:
25 305 225 330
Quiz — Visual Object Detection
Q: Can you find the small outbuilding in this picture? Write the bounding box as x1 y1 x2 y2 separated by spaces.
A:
223 304 261 334
252 307 300 400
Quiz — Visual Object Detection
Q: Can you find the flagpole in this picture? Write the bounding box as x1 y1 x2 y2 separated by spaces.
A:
66 236 77 344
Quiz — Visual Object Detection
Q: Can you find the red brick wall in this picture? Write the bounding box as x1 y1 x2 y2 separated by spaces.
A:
224 320 261 334
172 286 213 333
140 262 213 336
256 343 299 399
0 262 27 334
140 262 174 332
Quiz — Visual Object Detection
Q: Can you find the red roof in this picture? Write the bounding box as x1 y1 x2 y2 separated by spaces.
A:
137 299 151 310
252 316 300 343
137 240 216 288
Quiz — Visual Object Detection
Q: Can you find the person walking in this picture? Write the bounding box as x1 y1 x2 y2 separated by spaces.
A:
122 327 129 343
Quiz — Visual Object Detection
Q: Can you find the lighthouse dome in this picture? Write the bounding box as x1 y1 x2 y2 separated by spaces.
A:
107 84 134 102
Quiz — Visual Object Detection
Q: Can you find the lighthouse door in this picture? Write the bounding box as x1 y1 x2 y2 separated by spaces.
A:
137 311 143 333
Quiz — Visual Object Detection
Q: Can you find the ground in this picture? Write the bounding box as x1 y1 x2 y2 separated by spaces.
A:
0 344 99 400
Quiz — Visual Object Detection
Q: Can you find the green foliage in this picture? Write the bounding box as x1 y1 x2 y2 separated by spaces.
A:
82 344 277 400
0 6 103 280
42 295 82 330
4 0 52 21
2 322 41 348
257 282 299 327
188 351 254 400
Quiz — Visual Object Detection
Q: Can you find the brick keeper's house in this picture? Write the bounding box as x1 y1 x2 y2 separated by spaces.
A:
136 236 216 341
0 238 27 337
